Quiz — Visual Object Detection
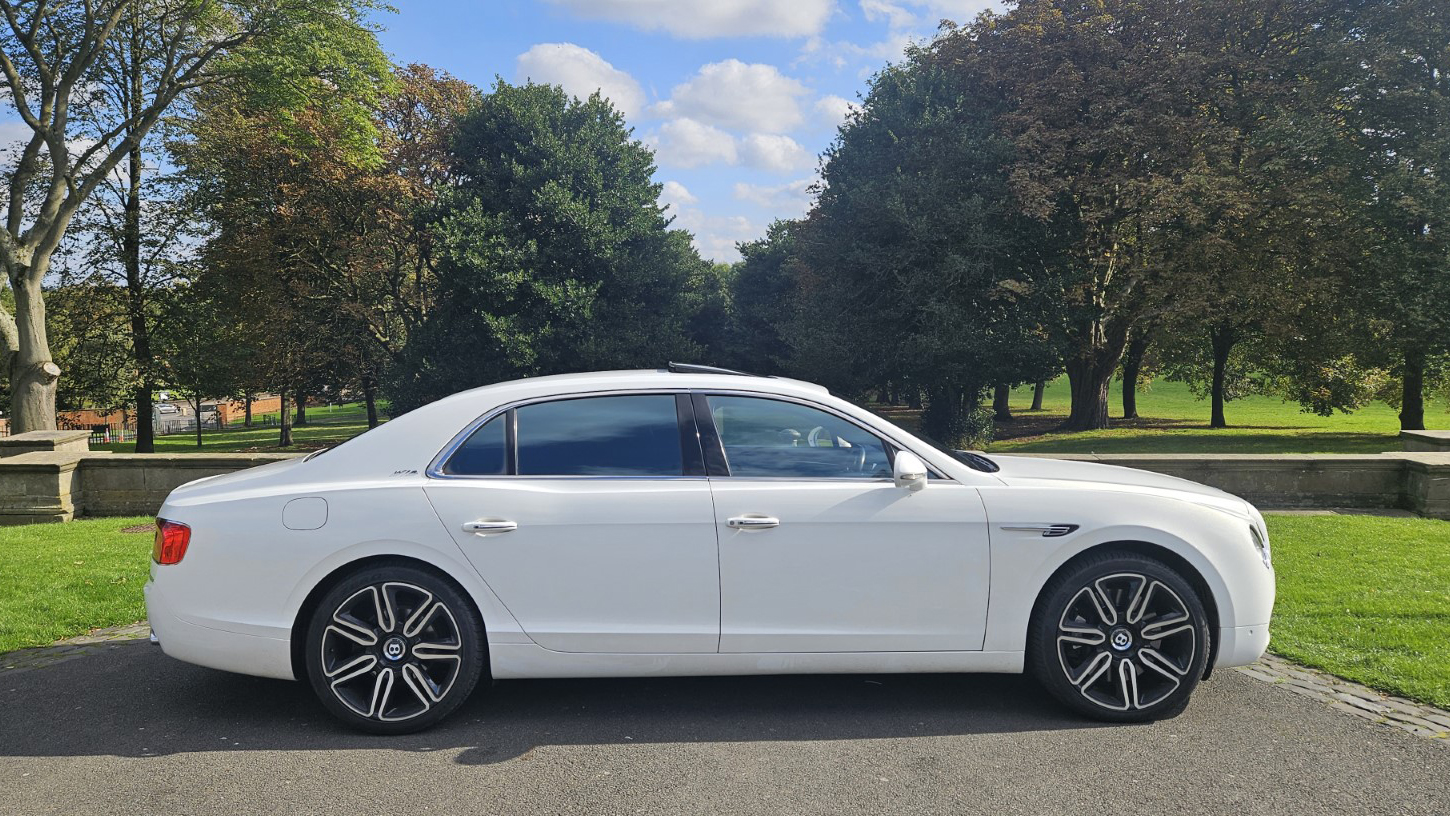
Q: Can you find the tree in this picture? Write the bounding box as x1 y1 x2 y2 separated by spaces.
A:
389 81 703 412
154 284 248 447
787 37 1060 446
0 0 385 432
1340 0 1450 431
729 219 801 375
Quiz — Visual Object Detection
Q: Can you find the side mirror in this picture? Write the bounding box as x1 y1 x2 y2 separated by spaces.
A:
893 450 928 491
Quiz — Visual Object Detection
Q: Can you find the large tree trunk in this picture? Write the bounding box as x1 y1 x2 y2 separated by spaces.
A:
1030 380 1046 411
295 391 308 426
992 384 1014 422
1210 325 1237 429
363 375 380 429
123 33 156 454
123 140 156 451
244 394 253 428
192 395 203 448
1063 325 1131 431
279 387 293 447
8 276 60 433
1121 334 1150 420
1400 346 1426 431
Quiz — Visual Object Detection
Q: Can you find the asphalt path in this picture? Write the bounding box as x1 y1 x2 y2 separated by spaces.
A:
2 641 1446 815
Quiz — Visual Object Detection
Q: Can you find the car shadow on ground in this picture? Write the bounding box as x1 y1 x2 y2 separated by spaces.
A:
0 640 1119 764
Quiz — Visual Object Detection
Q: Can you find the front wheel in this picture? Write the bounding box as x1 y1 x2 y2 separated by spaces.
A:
1029 552 1210 722
304 565 486 734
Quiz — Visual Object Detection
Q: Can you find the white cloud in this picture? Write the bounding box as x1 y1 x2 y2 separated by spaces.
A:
542 0 835 39
860 0 917 28
659 180 698 209
740 133 814 173
733 177 816 211
814 94 857 127
675 209 758 263
647 118 738 168
516 43 645 118
654 60 810 133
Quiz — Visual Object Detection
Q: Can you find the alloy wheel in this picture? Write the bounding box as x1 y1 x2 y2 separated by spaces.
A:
1055 572 1198 711
319 581 464 722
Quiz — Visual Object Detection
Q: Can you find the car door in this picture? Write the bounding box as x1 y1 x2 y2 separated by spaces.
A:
700 393 991 653
424 392 720 654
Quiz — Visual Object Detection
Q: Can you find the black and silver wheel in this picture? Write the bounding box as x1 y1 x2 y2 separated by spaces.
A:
304 565 485 734
1029 552 1210 722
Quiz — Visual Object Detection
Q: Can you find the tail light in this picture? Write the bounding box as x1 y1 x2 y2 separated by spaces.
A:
153 519 191 565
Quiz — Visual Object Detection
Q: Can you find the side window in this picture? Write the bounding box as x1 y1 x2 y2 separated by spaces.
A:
706 396 892 479
443 414 507 476
516 395 683 476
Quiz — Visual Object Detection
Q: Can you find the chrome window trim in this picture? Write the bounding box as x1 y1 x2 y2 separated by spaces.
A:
426 389 699 481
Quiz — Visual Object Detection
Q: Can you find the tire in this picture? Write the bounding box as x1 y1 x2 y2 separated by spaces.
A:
1028 551 1210 722
304 565 486 734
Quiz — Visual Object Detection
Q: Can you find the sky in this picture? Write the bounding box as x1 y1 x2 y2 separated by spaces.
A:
371 0 1004 262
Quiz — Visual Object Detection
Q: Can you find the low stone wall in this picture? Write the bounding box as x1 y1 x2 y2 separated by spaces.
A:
79 453 300 517
1016 453 1418 511
0 432 1447 523
0 432 300 524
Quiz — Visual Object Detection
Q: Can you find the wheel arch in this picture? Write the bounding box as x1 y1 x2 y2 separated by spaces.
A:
288 554 489 682
1026 540 1222 677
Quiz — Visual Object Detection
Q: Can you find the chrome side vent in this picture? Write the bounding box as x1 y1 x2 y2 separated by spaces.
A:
1000 524 1080 538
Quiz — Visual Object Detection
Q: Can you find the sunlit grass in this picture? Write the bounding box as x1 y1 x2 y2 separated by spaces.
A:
0 517 154 653
1265 514 1450 708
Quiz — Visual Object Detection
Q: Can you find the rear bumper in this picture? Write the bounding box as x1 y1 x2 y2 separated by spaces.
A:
144 579 295 681
1214 623 1270 669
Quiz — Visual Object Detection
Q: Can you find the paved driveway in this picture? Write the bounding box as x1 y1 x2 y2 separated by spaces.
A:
1 641 1446 815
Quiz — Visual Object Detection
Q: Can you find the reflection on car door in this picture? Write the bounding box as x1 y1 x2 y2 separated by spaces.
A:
700 394 992 653
424 393 721 654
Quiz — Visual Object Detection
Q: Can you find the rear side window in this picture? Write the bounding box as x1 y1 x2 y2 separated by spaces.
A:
443 414 507 476
516 395 683 476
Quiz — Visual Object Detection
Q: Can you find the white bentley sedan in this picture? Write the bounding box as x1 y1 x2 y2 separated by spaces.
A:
145 365 1274 733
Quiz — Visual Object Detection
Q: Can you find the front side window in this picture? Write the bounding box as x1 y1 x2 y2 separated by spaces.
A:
706 395 891 479
516 395 683 476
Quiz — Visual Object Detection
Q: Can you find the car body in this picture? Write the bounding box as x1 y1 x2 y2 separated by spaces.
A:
145 367 1274 732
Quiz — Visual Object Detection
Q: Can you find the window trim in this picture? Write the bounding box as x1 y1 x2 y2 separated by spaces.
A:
427 390 705 481
694 390 948 482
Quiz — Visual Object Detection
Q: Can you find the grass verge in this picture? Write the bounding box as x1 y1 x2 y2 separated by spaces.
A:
1265 514 1450 709
0 517 154 653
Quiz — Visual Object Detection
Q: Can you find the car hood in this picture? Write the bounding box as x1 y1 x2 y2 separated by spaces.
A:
985 454 1253 518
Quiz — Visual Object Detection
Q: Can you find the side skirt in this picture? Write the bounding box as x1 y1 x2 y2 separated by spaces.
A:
488 643 1024 680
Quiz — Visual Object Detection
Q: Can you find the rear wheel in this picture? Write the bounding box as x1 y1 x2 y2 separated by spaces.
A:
304 565 485 734
1029 551 1210 722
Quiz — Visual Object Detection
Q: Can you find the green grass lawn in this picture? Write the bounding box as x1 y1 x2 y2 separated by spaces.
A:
1 513 1446 710
873 377 1449 454
95 402 382 453
0 516 153 653
1265 514 1450 709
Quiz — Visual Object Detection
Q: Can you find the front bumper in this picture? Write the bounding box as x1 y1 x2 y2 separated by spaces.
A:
1214 623 1271 669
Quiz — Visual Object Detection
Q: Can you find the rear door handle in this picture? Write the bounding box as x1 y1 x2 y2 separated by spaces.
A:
727 515 780 530
463 519 518 534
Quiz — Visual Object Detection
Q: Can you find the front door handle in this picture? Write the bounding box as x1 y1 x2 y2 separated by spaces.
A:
463 519 518 534
727 515 780 530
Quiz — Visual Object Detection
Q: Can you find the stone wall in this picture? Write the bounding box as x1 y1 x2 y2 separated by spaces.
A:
1015 453 1414 511
0 432 1447 524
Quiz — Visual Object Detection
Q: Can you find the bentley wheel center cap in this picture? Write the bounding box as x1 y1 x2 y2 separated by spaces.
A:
383 636 407 661
1110 627 1133 651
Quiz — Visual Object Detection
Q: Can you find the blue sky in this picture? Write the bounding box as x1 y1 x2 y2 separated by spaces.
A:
371 1 1003 261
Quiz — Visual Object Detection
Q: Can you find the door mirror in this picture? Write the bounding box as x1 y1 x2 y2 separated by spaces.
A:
893 451 927 491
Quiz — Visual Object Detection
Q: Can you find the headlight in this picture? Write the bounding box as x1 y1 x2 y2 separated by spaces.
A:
1249 523 1271 570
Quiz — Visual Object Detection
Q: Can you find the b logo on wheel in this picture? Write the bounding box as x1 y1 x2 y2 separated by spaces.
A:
383 637 406 661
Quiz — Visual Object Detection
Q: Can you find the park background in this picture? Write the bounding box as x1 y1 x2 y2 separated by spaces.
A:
1 0 1449 717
